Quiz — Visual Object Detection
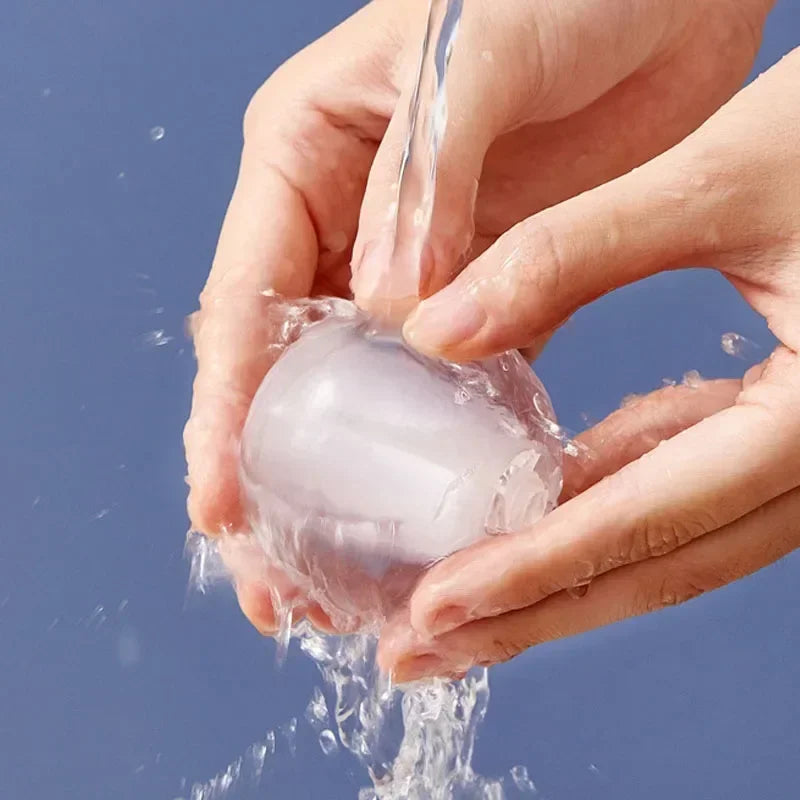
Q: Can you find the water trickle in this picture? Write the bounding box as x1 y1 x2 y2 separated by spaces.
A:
367 0 464 322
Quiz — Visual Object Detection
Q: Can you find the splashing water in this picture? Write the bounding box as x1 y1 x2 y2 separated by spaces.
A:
184 294 576 799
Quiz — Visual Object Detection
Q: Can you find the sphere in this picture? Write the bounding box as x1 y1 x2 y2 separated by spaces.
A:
240 309 562 628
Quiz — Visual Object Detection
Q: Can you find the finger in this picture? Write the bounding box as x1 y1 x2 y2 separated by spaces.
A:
562 377 742 500
184 150 318 534
402 148 721 359
219 536 340 635
408 349 800 637
218 535 304 634
380 483 800 681
401 45 798 361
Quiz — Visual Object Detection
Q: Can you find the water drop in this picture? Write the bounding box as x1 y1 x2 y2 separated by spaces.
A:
721 331 760 360
566 583 590 600
305 686 329 731
510 764 537 793
149 125 166 142
319 729 338 756
682 369 703 388
141 330 173 348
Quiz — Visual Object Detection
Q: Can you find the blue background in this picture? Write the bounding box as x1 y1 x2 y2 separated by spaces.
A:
2 1 798 798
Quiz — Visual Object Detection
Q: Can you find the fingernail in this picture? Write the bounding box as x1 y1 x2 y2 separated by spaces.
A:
419 604 470 637
404 289 487 354
393 652 450 682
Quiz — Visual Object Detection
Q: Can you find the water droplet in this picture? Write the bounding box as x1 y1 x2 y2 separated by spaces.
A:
566 583 590 599
305 686 329 730
149 125 166 142
319 729 338 755
141 330 173 348
721 332 760 360
117 171 126 180
682 369 703 388
41 87 52 98
510 764 537 793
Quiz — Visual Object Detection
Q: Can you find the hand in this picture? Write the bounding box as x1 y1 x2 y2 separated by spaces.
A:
378 48 800 681
184 0 772 633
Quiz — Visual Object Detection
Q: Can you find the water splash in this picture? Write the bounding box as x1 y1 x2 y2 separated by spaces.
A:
187 533 518 798
178 732 275 800
721 331 760 360
295 622 501 799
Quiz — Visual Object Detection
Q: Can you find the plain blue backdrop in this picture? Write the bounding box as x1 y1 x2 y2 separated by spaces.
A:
2 1 799 798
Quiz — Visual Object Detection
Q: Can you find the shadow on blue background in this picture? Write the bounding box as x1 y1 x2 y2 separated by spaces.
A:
1 1 798 798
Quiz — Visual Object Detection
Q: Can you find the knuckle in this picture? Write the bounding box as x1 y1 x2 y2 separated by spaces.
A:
242 82 272 141
627 513 712 562
494 215 569 337
519 216 566 299
476 639 524 668
640 573 706 615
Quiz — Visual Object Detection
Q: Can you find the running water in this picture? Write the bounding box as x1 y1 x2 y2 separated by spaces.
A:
187 3 562 797
367 0 464 323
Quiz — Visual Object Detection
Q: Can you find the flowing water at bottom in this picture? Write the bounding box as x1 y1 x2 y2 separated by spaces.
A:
186 533 541 799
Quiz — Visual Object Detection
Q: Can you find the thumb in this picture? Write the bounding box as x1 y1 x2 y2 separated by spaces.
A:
351 6 512 321
401 138 736 361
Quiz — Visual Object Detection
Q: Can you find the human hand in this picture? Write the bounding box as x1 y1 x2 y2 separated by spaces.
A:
184 0 772 633
378 47 800 681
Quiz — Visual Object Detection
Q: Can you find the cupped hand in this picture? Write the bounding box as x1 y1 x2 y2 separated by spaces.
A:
379 47 800 681
184 0 772 633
